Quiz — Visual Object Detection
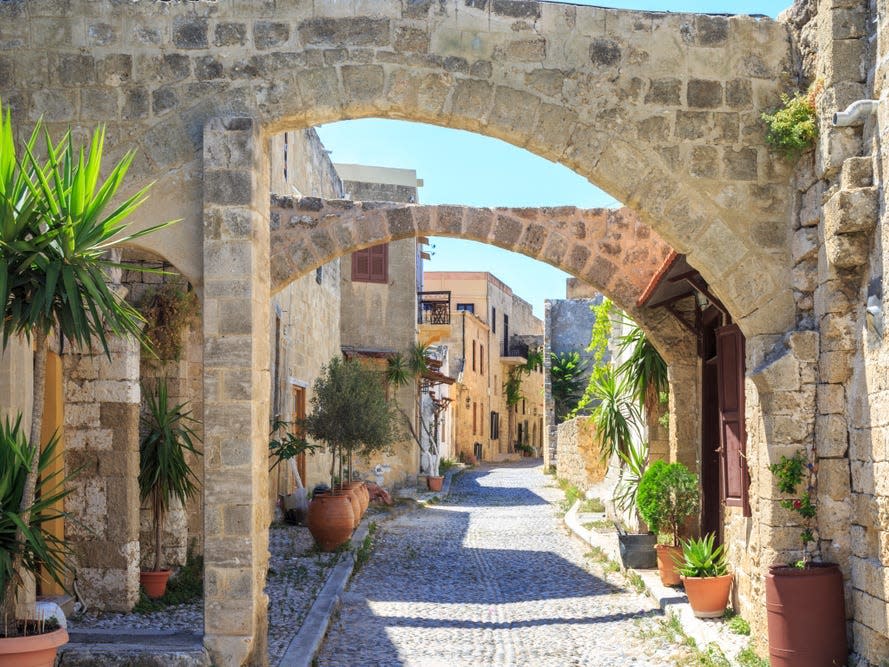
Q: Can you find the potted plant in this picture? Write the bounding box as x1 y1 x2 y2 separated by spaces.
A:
677 533 732 618
0 101 170 658
0 418 72 666
613 440 656 569
269 419 319 525
636 460 700 585
139 380 202 598
765 451 847 667
303 356 401 551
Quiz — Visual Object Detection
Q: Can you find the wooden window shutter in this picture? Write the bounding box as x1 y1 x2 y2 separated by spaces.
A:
351 244 388 283
716 323 750 516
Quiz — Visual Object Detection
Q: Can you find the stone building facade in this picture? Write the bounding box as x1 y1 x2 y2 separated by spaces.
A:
3 0 889 663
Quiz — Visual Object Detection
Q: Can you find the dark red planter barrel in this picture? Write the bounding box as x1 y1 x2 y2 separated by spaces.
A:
766 563 848 667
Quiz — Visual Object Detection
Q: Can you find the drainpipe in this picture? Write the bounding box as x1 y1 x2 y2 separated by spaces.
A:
833 99 880 126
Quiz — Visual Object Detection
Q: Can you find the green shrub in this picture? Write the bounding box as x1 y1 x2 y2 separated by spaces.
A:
636 460 699 546
677 533 727 578
761 86 819 159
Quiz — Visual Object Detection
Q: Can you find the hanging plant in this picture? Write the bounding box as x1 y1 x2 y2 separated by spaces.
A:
140 283 199 363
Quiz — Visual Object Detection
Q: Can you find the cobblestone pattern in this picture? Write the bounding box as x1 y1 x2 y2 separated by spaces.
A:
317 463 687 666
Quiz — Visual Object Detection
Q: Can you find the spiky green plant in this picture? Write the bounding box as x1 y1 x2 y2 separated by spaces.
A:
613 439 649 518
550 351 588 422
0 99 173 629
139 380 202 572
678 533 728 578
587 366 640 461
616 324 668 419
0 416 74 614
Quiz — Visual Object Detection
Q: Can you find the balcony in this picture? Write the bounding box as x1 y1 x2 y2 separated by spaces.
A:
418 291 451 325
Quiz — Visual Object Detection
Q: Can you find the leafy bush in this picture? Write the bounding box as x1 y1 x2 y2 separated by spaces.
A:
636 460 699 546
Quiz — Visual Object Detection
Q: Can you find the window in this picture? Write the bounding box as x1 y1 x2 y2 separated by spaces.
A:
456 303 475 314
472 401 477 435
492 307 496 332
480 345 484 375
472 340 476 372
503 314 509 356
522 399 526 415
351 243 388 283
490 411 499 440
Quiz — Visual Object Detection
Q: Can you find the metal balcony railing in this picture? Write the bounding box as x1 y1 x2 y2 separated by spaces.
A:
418 291 451 325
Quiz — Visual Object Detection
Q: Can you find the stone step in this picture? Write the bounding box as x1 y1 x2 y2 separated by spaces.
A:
57 629 209 667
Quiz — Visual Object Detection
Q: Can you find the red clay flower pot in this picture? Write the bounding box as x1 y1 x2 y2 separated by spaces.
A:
140 569 172 599
681 574 733 618
0 627 68 667
766 563 848 667
427 475 444 492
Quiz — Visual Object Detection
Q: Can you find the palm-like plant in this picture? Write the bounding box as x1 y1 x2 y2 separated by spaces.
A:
616 324 668 419
139 380 202 573
0 101 172 625
613 439 649 519
550 351 588 422
587 366 640 461
0 416 73 609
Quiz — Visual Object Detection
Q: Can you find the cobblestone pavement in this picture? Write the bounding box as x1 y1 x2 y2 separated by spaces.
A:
316 462 692 667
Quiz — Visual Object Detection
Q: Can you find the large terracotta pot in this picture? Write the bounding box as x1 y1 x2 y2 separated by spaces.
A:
427 475 444 492
655 544 683 586
766 563 848 667
345 481 369 516
335 485 362 528
307 492 355 551
682 574 733 618
0 627 68 667
140 569 172 599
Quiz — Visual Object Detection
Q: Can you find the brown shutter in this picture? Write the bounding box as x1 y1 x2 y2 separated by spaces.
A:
352 250 370 281
716 323 750 516
351 244 388 283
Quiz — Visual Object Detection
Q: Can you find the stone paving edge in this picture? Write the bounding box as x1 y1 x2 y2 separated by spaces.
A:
278 468 461 667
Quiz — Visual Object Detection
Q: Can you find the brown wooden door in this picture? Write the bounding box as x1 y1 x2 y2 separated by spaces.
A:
292 386 306 487
700 308 722 541
716 323 750 516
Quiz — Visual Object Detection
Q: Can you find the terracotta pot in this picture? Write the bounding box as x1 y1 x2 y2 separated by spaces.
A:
335 485 362 528
427 475 444 492
682 573 733 618
346 481 369 516
140 569 172 599
307 492 355 551
655 544 683 586
766 563 848 667
0 627 68 667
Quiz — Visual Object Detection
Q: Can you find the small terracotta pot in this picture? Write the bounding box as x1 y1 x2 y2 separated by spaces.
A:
0 627 68 667
307 492 355 551
655 544 683 586
140 569 172 599
427 475 444 492
682 573 733 617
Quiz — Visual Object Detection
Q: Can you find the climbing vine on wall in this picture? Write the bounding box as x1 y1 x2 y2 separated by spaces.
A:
140 283 199 363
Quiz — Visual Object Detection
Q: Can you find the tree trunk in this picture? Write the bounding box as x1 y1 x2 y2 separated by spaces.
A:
0 331 49 632
153 491 164 572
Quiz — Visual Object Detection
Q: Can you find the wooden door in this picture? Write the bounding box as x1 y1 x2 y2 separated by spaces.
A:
700 308 722 541
716 323 749 516
292 386 306 487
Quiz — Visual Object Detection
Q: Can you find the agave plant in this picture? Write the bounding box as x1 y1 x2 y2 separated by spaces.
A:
0 100 173 629
139 380 203 573
678 533 728 578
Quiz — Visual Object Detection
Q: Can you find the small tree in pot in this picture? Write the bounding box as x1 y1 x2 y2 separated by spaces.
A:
636 460 699 586
138 380 202 598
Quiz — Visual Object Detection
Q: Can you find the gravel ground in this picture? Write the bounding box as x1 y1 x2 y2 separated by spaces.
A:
69 520 342 663
317 462 700 667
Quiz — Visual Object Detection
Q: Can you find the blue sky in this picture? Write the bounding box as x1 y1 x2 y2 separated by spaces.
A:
316 0 790 318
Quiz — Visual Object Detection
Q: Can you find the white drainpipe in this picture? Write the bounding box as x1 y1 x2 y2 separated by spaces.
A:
833 99 880 126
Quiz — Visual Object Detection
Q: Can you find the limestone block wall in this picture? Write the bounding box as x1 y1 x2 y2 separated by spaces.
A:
64 334 141 612
556 417 607 491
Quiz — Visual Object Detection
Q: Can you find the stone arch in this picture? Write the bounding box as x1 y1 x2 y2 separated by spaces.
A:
2 0 795 337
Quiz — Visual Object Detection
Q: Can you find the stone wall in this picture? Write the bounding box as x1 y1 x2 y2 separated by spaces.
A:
64 335 141 612
556 417 608 491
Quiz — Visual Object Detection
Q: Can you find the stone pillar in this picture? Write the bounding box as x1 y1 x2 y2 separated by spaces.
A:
64 334 141 611
202 116 271 667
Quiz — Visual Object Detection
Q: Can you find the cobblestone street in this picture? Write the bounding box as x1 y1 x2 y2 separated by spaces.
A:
317 462 689 666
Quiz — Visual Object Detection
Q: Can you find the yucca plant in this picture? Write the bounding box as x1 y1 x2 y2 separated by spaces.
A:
0 100 173 630
0 416 74 620
616 324 668 421
678 533 728 578
587 366 640 462
139 380 202 574
613 439 649 519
